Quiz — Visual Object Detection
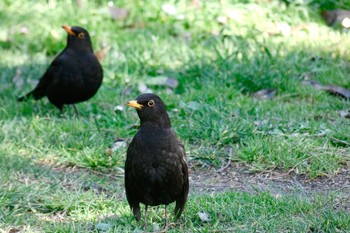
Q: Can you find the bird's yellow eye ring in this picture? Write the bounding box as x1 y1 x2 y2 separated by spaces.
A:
78 32 85 39
148 100 155 107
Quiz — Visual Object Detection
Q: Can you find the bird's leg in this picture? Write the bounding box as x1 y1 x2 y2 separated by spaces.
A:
165 205 168 227
143 205 148 230
72 104 79 116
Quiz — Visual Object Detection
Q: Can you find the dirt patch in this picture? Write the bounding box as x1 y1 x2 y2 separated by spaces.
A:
42 161 350 212
189 161 350 211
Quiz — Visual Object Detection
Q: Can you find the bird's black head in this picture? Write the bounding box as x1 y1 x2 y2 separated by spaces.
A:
127 93 171 128
62 25 93 52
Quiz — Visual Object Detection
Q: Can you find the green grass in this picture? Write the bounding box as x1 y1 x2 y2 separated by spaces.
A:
1 0 350 232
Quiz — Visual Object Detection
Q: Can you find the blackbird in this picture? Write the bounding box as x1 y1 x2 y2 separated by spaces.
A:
18 25 103 113
125 93 189 227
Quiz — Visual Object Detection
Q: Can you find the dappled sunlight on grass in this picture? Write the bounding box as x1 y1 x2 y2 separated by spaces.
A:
1 0 350 231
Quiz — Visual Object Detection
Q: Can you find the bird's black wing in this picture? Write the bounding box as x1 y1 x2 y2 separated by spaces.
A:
174 140 189 219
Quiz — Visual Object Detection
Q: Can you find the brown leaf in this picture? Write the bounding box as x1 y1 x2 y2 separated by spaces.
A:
252 89 276 100
108 6 128 20
95 46 110 62
144 76 179 88
323 85 350 99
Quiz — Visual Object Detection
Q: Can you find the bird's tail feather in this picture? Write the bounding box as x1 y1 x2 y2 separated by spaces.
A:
17 89 45 102
17 91 34 102
174 200 186 220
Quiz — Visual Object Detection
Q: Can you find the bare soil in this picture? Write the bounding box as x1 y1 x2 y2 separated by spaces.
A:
189 161 350 211
44 160 350 212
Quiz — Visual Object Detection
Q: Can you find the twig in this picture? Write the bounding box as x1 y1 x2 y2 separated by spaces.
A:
216 148 232 173
329 136 350 146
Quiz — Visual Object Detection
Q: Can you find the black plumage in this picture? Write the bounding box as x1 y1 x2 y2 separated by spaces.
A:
18 25 103 113
125 93 189 226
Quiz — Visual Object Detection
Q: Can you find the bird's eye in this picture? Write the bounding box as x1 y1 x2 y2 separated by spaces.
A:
78 32 85 39
148 100 155 107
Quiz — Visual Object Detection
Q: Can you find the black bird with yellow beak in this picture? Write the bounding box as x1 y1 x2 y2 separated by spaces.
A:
125 93 189 227
18 25 103 114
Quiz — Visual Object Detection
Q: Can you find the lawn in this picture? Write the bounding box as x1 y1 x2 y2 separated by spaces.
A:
1 0 350 232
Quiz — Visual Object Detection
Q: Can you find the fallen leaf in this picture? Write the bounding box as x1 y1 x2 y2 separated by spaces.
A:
105 148 113 156
138 83 152 93
253 89 276 100
321 9 350 27
108 6 128 20
323 85 350 99
107 138 127 155
198 212 211 222
114 105 124 113
95 45 110 62
339 110 350 118
144 76 179 88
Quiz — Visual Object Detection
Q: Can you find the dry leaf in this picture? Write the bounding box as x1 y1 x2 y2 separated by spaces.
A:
108 6 128 20
105 148 113 156
95 46 110 62
321 9 350 27
138 83 152 93
198 212 211 222
107 138 127 155
303 80 350 99
144 76 179 88
253 89 276 100
114 105 124 113
323 85 350 99
339 110 350 118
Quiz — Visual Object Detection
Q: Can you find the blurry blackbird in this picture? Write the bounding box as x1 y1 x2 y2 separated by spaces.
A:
125 93 189 227
18 25 103 113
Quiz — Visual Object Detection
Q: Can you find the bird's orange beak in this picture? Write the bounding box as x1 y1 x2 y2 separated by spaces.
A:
127 100 143 109
62 25 75 36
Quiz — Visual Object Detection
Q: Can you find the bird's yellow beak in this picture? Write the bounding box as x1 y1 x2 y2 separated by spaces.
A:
127 100 143 109
62 25 75 36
